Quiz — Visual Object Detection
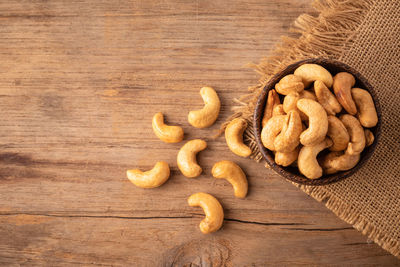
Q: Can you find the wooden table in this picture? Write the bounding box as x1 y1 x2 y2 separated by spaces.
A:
0 0 398 266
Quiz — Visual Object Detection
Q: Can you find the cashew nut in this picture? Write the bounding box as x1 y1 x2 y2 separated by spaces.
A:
300 90 316 101
364 129 375 147
333 72 357 115
275 147 300 167
320 151 340 174
188 192 224 234
212 161 248 198
340 114 365 155
314 80 342 115
275 74 304 95
321 151 360 175
177 139 207 178
126 161 170 188
274 110 302 152
294 64 333 88
261 115 286 151
225 118 252 158
297 99 328 146
272 104 286 116
188 87 220 128
283 92 299 114
152 112 184 143
262 89 281 127
298 138 332 179
327 115 349 151
283 91 316 121
351 88 378 128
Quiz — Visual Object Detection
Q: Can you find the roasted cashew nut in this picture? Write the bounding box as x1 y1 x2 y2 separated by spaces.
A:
188 192 224 234
188 87 220 128
321 151 361 175
283 92 299 114
262 89 281 127
294 63 333 88
297 99 328 146
212 161 248 198
261 115 286 151
364 129 375 147
275 74 304 95
225 118 252 158
340 114 365 155
327 115 349 151
152 112 184 143
275 147 300 167
351 88 378 128
298 138 332 179
272 104 286 116
333 72 357 115
300 90 316 101
274 110 302 152
283 91 315 121
126 161 170 188
177 139 207 178
314 80 342 115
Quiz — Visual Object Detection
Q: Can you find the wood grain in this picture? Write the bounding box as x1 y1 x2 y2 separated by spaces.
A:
0 0 398 266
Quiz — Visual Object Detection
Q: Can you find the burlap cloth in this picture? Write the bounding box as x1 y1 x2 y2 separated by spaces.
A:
230 0 400 258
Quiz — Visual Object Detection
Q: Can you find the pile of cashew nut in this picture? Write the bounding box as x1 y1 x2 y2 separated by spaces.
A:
123 64 378 233
126 86 253 234
261 63 378 179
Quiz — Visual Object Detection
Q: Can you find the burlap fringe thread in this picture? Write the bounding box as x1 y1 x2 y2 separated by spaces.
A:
224 0 400 259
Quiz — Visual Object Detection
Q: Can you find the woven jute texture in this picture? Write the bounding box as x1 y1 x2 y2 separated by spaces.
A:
231 0 400 258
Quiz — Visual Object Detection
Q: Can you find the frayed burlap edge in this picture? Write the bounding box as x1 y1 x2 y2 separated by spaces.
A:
220 0 374 161
223 0 400 259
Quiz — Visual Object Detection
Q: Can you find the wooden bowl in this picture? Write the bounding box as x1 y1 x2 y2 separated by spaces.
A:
253 58 381 186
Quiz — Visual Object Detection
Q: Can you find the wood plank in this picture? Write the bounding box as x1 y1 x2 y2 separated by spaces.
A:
0 0 398 265
0 214 397 266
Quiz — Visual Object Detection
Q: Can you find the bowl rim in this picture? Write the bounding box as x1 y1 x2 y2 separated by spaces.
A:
253 58 382 186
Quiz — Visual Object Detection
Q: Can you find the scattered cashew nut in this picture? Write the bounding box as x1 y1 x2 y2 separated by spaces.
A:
298 138 332 179
261 115 286 151
274 110 302 152
275 147 300 167
188 86 220 128
152 112 184 143
321 151 360 175
333 72 357 115
126 161 170 188
297 99 328 146
177 139 207 178
294 63 333 88
212 160 248 198
314 80 342 115
327 115 349 151
364 129 375 147
262 89 281 127
275 74 304 95
188 192 224 234
225 118 252 158
340 114 365 155
351 88 378 128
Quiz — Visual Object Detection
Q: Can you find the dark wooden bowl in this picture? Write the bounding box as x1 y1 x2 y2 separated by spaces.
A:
253 58 382 186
